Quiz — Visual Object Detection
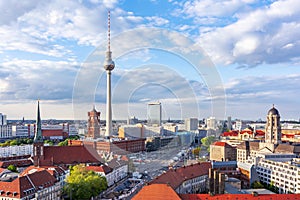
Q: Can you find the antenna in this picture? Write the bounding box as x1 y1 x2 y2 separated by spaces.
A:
107 10 111 52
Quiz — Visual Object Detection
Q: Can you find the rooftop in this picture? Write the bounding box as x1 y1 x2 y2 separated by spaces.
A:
132 184 181 200
150 162 211 189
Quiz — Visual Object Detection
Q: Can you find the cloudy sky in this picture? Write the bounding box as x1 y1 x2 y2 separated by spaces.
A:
0 0 300 121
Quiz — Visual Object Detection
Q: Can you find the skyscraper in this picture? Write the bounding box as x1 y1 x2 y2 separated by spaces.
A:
103 11 115 137
147 102 162 126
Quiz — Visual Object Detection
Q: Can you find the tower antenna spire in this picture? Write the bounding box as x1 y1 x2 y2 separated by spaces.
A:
107 10 111 52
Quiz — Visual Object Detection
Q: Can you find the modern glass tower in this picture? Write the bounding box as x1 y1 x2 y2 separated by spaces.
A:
147 102 162 126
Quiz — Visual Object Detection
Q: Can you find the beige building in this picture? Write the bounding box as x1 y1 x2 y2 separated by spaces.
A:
210 141 237 161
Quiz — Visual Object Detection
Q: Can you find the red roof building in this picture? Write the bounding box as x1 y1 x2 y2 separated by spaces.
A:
133 184 300 200
33 145 103 167
0 169 61 199
132 184 181 200
150 162 211 194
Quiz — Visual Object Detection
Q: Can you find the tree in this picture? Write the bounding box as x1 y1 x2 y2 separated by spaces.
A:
58 140 68 146
201 136 215 148
7 165 17 172
44 140 54 146
63 164 107 200
192 147 201 156
251 181 264 189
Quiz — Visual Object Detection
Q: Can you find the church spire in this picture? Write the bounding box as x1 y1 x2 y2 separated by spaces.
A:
34 100 43 142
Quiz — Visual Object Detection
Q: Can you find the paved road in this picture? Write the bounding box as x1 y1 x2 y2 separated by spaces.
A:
131 146 187 179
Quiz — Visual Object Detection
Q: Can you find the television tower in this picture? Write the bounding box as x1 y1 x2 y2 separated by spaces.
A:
103 11 115 136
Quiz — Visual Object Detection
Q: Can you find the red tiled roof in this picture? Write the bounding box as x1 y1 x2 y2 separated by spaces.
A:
0 159 32 168
20 165 68 178
222 131 238 137
0 168 7 174
240 130 253 134
86 165 112 174
0 170 56 199
132 184 181 200
38 145 102 166
255 130 265 136
212 141 227 147
150 162 211 189
180 194 300 200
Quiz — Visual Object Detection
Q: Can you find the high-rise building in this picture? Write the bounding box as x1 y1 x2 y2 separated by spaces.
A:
147 102 162 126
206 117 217 130
103 11 115 137
0 113 7 126
227 116 232 130
0 113 12 139
185 118 198 131
86 106 101 139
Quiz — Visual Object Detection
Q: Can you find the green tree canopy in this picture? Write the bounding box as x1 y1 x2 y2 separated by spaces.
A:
7 165 17 172
251 181 264 189
201 136 215 148
64 164 107 200
58 140 68 146
192 147 201 156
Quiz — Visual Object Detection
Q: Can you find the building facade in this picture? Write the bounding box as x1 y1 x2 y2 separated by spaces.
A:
210 141 237 162
256 157 300 193
147 102 162 126
86 107 101 139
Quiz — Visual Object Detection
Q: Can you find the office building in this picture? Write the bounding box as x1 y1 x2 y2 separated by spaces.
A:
147 102 162 126
185 118 198 131
206 117 217 130
0 113 12 139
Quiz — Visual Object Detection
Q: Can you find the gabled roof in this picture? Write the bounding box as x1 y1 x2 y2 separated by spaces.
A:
39 145 102 166
0 159 32 168
107 158 128 169
20 165 68 178
86 165 112 175
0 170 56 199
150 162 211 189
132 184 181 200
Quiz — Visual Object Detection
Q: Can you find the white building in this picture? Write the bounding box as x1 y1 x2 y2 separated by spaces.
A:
206 117 217 130
118 124 144 138
256 157 300 194
12 124 35 138
143 125 162 137
86 165 114 187
163 123 178 135
0 144 33 157
234 120 248 131
185 118 198 131
107 158 129 184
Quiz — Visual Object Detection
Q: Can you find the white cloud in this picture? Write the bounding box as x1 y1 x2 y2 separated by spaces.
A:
198 0 300 66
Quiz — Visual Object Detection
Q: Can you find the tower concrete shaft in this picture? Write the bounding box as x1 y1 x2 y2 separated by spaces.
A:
105 70 113 136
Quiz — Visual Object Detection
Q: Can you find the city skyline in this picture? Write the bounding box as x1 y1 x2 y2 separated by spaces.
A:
1 0 300 121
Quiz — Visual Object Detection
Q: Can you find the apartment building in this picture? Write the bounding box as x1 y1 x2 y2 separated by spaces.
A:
256 157 300 194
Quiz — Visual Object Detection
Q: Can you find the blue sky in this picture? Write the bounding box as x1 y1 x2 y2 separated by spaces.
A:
0 0 300 121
